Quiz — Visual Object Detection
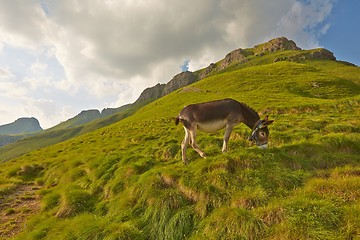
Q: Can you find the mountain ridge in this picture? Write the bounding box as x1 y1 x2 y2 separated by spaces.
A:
0 36 351 159
0 37 359 239
0 117 42 135
134 37 337 105
0 37 337 134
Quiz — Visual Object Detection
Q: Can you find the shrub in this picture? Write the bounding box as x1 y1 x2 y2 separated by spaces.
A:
56 186 97 218
41 192 61 211
196 207 266 239
283 198 342 239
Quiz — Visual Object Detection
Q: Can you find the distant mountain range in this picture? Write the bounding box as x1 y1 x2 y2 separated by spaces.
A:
0 117 43 147
0 117 42 135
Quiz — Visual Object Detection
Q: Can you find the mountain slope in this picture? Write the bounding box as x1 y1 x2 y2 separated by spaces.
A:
0 118 43 148
0 117 42 135
0 103 141 162
0 37 340 161
0 39 360 239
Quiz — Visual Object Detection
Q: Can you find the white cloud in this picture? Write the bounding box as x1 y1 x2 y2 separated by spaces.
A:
20 98 67 129
0 81 28 99
0 0 336 128
272 0 334 48
0 67 14 80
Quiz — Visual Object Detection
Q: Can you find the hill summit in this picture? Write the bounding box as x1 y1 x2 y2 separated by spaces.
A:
0 117 42 135
134 37 336 104
0 37 344 158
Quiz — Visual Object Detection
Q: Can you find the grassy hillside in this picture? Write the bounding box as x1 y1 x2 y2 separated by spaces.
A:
0 59 359 239
0 103 140 162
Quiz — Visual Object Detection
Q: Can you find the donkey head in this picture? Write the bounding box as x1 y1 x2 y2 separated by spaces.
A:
249 115 274 149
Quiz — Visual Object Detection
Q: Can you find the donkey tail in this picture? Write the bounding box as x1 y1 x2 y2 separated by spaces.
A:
175 116 180 125
175 117 192 129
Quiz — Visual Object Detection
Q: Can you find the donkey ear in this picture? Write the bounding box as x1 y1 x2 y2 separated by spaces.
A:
259 116 274 128
265 120 274 126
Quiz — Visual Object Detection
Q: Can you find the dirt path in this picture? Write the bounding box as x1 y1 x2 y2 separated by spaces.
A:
0 183 42 239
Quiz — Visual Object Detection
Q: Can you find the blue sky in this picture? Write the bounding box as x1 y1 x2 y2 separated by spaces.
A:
319 0 360 66
0 0 358 129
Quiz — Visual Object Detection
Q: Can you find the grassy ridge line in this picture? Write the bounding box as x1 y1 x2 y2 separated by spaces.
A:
128 61 360 122
0 103 143 163
0 51 357 162
0 60 359 239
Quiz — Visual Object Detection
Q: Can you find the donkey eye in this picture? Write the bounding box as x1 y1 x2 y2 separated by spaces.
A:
260 132 266 137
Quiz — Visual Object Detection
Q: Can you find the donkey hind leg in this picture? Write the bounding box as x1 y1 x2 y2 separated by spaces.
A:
189 128 206 159
222 125 233 153
181 127 190 164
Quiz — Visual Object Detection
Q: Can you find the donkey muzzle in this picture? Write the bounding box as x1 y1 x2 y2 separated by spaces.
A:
257 143 268 149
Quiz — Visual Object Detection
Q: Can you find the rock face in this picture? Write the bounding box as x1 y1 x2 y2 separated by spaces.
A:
303 48 336 60
274 48 336 62
256 37 301 53
163 71 197 95
135 71 197 104
219 48 248 70
199 63 216 79
0 117 43 135
134 83 166 104
134 37 337 105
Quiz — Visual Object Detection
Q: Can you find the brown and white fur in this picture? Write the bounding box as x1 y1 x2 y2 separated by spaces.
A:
175 98 273 164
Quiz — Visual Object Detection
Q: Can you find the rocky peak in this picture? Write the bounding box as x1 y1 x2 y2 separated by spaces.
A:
219 48 249 70
76 109 100 118
256 37 301 53
0 117 43 135
65 110 102 126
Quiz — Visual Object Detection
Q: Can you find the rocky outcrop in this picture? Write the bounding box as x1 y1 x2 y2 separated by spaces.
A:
199 63 216 79
133 37 338 104
134 83 166 104
0 117 42 135
256 37 301 53
163 71 197 95
219 48 249 70
135 71 197 104
302 48 336 60
274 48 336 62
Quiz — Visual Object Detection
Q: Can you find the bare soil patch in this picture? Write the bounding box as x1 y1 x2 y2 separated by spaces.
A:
0 183 41 239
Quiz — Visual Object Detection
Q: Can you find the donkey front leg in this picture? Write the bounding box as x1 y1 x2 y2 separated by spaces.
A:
222 125 233 153
189 129 207 159
181 127 190 164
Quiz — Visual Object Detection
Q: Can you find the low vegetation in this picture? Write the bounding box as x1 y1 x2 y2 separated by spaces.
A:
0 56 359 239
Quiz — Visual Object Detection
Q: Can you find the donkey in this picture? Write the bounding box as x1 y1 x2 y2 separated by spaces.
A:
175 98 273 164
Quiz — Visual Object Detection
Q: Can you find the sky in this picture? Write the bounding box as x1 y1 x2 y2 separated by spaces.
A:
0 0 359 129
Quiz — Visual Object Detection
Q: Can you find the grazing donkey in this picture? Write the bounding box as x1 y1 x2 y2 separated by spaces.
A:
175 98 273 164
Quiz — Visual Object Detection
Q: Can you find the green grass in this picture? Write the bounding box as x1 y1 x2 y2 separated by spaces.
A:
0 54 359 239
0 103 142 162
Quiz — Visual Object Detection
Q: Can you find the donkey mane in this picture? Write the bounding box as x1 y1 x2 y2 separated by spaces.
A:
239 101 260 118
